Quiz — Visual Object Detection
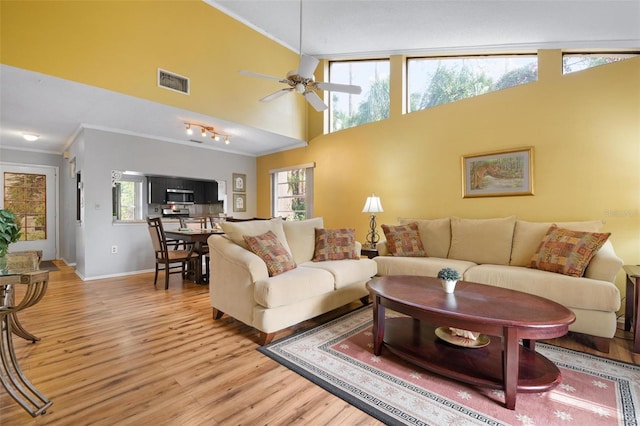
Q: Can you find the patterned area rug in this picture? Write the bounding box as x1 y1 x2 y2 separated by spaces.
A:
258 306 640 425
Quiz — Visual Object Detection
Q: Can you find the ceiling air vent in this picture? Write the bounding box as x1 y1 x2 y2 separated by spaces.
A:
158 68 189 95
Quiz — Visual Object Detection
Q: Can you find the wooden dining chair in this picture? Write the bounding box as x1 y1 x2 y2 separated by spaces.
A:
179 216 210 282
179 216 207 230
146 217 197 290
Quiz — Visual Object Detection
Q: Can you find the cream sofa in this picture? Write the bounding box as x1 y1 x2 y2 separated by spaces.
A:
374 216 623 352
208 217 377 344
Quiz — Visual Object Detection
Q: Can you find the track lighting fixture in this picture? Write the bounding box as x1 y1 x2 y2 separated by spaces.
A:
183 122 231 144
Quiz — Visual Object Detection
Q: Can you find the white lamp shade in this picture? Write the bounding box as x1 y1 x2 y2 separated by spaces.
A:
362 195 384 213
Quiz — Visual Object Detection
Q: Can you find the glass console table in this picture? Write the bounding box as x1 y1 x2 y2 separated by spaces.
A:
0 252 52 416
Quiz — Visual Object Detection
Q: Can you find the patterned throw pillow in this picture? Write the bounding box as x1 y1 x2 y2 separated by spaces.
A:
312 228 359 262
244 230 296 277
381 223 427 257
527 225 610 277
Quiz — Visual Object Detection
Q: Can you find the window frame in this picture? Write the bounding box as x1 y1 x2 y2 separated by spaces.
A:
270 163 315 221
112 172 145 222
328 58 391 133
561 51 639 75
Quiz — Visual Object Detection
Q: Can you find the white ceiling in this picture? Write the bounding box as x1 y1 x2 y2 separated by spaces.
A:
1 1 638 156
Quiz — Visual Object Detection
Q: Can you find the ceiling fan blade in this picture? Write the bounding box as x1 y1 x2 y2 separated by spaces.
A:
315 82 362 95
297 55 319 79
303 91 328 112
260 88 293 102
239 70 286 83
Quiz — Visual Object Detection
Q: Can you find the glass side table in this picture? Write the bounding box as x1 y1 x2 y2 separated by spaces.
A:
0 252 52 416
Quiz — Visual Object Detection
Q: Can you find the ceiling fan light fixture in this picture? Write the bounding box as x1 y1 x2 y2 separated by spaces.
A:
295 82 306 93
201 128 207 137
185 124 193 135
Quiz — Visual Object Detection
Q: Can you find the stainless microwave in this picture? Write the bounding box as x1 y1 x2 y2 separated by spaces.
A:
166 188 195 205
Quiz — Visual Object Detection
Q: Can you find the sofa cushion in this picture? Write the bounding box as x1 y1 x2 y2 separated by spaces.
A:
510 219 603 266
528 225 611 277
253 267 335 308
244 231 296 277
448 216 516 265
312 228 359 261
374 256 476 278
464 264 620 312
398 217 451 258
381 223 426 257
221 217 292 254
301 258 377 290
283 217 324 264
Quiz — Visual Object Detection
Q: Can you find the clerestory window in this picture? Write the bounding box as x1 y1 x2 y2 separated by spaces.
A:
407 55 538 113
329 59 390 133
562 52 638 74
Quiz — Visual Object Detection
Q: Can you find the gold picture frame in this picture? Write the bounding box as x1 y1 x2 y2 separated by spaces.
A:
232 193 246 212
462 147 534 198
232 173 246 193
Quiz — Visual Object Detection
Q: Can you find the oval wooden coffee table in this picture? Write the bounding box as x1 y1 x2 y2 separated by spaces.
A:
366 275 576 410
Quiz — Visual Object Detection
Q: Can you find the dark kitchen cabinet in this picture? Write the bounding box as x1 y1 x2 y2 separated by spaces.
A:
202 180 218 204
193 180 218 204
147 176 218 205
148 176 167 204
165 177 193 191
192 180 204 203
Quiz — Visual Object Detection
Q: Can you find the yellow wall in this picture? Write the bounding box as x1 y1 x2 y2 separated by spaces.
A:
258 52 640 293
0 0 306 139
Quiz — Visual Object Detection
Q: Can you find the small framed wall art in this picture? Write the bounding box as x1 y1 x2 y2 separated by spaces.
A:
232 173 246 193
233 193 246 212
462 147 534 198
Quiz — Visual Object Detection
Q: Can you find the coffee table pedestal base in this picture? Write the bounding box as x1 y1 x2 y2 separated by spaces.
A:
381 318 562 410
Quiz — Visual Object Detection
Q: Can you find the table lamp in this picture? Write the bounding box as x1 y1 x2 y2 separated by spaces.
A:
362 194 384 249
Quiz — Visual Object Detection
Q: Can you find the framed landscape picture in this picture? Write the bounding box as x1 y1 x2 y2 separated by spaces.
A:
232 173 246 193
462 147 534 198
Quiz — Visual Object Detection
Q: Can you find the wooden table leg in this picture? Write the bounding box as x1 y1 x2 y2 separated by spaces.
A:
625 273 634 331
503 327 519 410
633 275 640 353
372 296 384 356
522 339 535 351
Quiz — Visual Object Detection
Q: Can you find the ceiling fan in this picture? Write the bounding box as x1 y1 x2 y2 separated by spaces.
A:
238 0 361 111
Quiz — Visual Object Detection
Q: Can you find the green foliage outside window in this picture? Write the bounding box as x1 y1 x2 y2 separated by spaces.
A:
2 172 46 241
408 56 538 113
330 60 390 132
562 54 636 74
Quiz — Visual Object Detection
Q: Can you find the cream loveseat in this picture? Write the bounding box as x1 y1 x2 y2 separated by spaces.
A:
208 217 377 344
374 216 623 352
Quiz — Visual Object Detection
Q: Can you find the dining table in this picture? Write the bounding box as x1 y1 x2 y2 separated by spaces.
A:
164 228 224 284
0 252 52 417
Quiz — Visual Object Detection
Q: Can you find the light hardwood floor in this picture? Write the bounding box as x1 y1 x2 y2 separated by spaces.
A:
1 261 638 425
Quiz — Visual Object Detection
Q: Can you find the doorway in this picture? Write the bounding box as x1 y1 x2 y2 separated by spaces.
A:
0 163 58 260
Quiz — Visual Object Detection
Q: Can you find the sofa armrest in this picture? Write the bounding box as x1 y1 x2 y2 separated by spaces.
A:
584 240 623 283
207 235 269 325
208 235 268 281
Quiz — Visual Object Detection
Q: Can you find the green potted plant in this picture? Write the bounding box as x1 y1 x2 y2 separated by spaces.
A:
437 267 461 293
0 209 22 272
